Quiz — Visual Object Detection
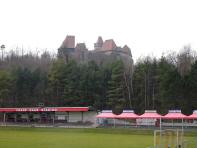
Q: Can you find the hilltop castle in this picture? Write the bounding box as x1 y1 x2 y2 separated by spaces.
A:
58 35 133 69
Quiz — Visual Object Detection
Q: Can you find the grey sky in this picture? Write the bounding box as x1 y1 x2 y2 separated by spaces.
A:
0 0 197 61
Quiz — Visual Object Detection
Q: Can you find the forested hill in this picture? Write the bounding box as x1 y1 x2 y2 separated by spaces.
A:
0 46 197 115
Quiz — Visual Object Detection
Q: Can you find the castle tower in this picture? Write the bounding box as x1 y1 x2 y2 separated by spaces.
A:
60 35 75 49
122 45 132 56
94 36 103 50
58 35 75 63
75 43 88 62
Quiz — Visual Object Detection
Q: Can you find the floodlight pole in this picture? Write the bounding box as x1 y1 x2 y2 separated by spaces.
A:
0 45 5 61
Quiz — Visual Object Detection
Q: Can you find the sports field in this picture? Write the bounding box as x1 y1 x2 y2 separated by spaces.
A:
0 127 196 148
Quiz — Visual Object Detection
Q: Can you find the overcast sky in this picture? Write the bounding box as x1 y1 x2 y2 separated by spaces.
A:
0 0 197 61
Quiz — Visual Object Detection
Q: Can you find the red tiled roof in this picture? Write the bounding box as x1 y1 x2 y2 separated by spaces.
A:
102 39 116 51
61 35 75 48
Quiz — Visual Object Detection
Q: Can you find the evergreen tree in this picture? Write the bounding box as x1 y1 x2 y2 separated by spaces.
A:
48 59 67 106
107 60 126 114
185 61 197 114
63 60 81 106
0 70 12 107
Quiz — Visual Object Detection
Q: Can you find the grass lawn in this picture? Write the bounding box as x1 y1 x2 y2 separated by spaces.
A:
0 127 197 148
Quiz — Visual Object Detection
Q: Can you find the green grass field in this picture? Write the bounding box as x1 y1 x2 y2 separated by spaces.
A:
0 127 197 148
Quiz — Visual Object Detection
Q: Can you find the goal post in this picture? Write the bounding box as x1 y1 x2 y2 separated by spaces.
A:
154 129 185 148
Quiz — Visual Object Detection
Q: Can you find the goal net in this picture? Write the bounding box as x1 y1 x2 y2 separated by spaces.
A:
154 129 185 148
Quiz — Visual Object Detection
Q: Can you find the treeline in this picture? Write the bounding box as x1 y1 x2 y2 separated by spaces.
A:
133 46 197 115
0 46 197 114
0 50 128 110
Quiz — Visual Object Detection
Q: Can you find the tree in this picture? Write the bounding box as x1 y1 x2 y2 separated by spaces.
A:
177 46 194 77
62 60 81 106
184 61 197 114
0 70 12 107
48 59 67 106
107 60 126 114
158 58 178 111
78 61 103 108
132 57 159 113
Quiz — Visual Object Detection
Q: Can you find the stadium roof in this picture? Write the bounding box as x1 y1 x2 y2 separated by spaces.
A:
187 110 197 119
116 110 139 119
163 110 187 119
96 110 197 119
96 110 139 119
0 107 89 112
139 110 162 119
96 110 116 118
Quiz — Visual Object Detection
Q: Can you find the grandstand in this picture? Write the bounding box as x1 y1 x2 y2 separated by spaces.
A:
96 110 197 128
0 107 97 127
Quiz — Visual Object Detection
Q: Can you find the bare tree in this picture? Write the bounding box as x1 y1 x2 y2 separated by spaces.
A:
177 45 194 77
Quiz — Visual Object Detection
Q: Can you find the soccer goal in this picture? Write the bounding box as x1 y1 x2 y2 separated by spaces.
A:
153 129 186 148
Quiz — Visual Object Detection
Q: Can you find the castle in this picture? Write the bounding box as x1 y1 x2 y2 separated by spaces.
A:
58 35 133 68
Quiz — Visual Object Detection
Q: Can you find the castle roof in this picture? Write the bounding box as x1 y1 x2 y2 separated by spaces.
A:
75 43 87 51
94 36 103 50
97 36 103 45
122 45 131 56
102 39 116 51
60 35 75 49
